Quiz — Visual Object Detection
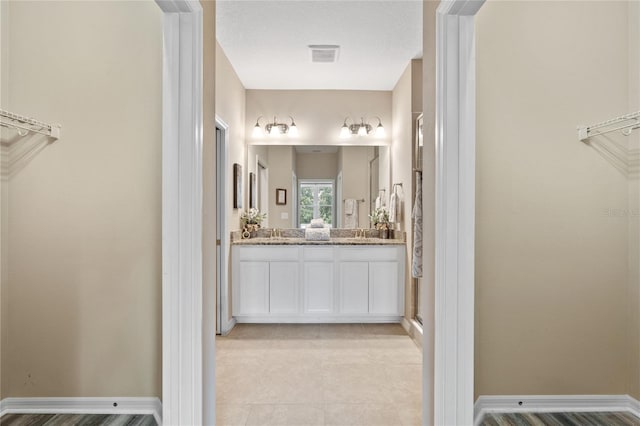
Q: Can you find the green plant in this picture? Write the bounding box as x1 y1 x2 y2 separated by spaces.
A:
369 207 390 230
241 208 267 228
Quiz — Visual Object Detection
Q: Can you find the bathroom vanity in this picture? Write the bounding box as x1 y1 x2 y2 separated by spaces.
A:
231 238 405 323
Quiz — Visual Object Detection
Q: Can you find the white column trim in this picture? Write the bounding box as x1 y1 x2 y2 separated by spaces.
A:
432 1 484 425
156 1 205 425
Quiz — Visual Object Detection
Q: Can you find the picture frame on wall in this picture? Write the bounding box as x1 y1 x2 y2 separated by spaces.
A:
233 163 242 209
276 188 287 205
249 172 256 209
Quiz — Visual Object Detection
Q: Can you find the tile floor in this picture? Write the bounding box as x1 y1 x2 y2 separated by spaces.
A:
215 323 422 426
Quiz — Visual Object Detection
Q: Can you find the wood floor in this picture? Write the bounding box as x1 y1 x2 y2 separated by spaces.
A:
481 411 640 426
216 323 422 426
0 413 157 426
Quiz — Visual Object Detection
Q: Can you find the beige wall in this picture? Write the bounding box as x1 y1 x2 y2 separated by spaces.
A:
246 90 392 146
391 59 422 320
476 0 634 397
628 0 640 400
340 146 374 227
216 42 246 233
295 152 338 180
202 0 217 369
267 146 295 228
0 0 6 400
1 1 162 397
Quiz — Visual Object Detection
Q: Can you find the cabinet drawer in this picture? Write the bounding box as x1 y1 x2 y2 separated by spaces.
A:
234 246 299 261
302 247 334 261
337 246 399 262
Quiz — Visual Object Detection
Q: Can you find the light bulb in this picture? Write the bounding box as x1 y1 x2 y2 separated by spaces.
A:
375 123 385 138
340 123 350 138
357 124 367 136
288 117 298 137
252 117 263 137
269 125 280 136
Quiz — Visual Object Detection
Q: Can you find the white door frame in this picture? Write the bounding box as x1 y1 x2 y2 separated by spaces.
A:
157 0 484 424
215 116 233 335
429 1 484 425
156 1 207 425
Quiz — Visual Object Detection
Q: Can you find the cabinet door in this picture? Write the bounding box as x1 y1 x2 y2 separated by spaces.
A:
369 261 399 314
339 262 369 314
270 261 299 314
303 262 334 314
238 261 269 315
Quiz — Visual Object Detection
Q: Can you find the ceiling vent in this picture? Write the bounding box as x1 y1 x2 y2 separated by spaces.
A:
309 45 340 63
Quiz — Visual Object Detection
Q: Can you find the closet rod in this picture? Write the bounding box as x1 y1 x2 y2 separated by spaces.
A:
0 109 61 140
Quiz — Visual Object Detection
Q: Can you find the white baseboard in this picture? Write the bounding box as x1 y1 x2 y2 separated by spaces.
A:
401 317 423 349
474 394 640 426
0 397 162 425
221 317 237 336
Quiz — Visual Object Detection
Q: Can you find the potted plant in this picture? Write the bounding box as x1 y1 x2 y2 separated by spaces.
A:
369 206 390 239
240 208 267 238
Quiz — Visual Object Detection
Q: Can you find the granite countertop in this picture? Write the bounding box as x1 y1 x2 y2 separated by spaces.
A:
232 237 405 246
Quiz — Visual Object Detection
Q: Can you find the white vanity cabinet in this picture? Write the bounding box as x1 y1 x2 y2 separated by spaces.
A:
231 244 404 323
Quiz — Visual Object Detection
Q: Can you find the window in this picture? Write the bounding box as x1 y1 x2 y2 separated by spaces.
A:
298 180 334 228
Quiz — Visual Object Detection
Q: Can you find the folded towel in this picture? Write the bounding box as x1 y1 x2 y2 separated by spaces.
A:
305 227 330 241
310 218 325 228
389 193 398 223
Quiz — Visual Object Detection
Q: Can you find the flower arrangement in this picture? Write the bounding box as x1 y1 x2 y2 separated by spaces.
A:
241 208 267 231
369 206 390 230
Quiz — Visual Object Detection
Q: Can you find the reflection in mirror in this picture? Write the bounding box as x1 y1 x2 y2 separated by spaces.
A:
246 144 390 229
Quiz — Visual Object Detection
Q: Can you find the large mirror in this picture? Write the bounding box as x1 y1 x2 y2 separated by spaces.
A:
246 144 390 229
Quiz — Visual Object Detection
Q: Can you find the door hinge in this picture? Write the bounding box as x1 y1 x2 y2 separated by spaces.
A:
216 239 221 246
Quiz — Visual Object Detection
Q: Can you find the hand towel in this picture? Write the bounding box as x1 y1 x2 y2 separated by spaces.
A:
310 218 325 228
375 196 381 209
344 198 358 229
305 227 330 241
344 198 355 215
412 171 423 278
389 193 398 223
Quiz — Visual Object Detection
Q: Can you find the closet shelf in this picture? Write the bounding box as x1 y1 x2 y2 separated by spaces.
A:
578 111 639 142
0 109 61 140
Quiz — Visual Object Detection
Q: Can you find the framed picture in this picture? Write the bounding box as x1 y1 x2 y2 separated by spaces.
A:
249 172 256 208
233 163 242 209
276 188 287 205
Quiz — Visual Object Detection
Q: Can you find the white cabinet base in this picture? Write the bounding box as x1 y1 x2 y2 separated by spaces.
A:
235 316 404 324
232 245 405 323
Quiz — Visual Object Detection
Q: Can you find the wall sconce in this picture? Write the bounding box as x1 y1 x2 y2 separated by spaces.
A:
252 116 298 137
340 117 385 138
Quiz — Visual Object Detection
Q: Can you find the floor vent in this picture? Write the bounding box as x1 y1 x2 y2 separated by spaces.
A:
309 45 340 63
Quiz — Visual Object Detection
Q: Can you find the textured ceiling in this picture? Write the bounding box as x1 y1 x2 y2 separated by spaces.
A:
216 1 423 90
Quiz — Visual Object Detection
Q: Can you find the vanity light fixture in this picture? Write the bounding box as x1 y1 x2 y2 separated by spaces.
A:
340 116 385 138
253 116 298 137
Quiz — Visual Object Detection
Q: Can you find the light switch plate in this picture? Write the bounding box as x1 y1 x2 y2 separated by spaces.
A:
281 212 289 219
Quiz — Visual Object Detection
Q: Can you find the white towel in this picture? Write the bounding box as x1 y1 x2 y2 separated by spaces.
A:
344 198 359 229
389 193 398 223
412 172 423 278
344 198 355 215
310 218 325 228
305 227 330 241
375 196 381 209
